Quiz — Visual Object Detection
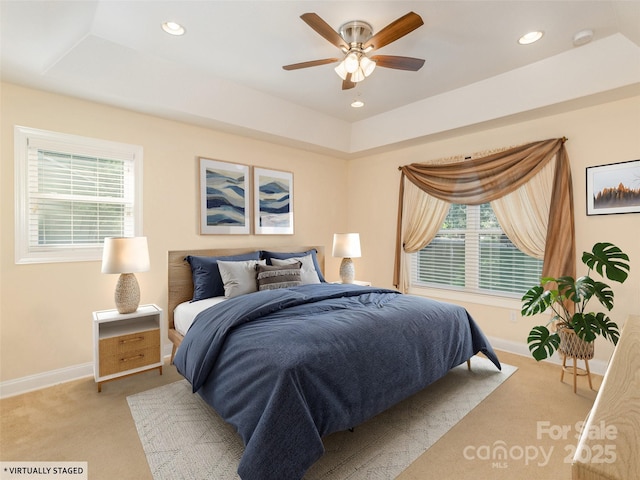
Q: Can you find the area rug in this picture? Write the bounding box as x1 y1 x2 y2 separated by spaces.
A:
128 356 516 480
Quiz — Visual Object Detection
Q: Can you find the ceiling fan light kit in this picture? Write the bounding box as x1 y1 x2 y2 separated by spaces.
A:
283 12 425 90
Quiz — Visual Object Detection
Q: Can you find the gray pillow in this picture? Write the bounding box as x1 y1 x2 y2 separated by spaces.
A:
217 259 266 298
271 254 321 284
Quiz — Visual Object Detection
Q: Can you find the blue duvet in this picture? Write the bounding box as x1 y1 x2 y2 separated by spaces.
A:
174 283 500 479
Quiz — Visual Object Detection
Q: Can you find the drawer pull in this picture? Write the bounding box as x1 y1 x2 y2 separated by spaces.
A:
120 336 145 344
120 354 145 363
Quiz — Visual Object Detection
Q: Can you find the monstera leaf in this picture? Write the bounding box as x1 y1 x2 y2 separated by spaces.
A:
527 326 561 361
588 280 615 311
521 284 553 316
591 312 620 345
564 276 614 311
582 242 630 283
570 313 598 343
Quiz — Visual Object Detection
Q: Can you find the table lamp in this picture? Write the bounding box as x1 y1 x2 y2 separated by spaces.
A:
332 233 361 284
101 237 150 314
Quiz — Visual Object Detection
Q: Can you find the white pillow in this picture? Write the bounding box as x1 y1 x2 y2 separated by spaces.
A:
271 254 321 284
217 259 266 298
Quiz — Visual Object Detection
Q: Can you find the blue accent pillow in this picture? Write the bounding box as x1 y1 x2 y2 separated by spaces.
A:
261 249 326 283
186 251 261 301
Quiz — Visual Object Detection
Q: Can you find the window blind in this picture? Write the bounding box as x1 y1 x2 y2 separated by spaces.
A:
412 203 543 297
29 148 133 246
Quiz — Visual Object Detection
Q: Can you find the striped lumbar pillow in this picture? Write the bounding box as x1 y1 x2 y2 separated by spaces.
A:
256 262 303 291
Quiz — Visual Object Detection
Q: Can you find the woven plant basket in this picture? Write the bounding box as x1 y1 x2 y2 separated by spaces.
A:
557 328 594 360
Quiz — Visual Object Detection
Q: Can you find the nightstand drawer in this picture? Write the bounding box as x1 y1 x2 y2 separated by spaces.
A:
99 344 160 376
100 328 159 355
98 329 160 376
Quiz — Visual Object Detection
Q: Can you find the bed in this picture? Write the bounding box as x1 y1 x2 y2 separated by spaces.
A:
168 246 500 480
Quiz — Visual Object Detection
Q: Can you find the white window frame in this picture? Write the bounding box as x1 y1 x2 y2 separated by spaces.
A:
14 126 143 264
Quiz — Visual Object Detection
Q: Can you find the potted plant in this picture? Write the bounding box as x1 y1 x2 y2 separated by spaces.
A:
521 242 630 361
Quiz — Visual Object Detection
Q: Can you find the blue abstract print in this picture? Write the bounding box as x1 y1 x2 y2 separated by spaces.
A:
259 176 290 227
206 169 245 226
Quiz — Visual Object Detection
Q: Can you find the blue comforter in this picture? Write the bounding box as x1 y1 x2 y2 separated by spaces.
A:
174 283 500 480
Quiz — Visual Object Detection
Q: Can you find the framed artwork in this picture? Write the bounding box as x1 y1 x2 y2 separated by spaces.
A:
586 159 640 216
199 158 250 234
254 167 294 234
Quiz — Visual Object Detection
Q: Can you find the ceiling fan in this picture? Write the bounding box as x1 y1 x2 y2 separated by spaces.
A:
283 12 425 90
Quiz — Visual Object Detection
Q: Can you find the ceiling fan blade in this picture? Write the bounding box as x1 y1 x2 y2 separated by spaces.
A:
363 12 424 51
342 74 356 90
283 58 339 70
370 55 425 71
300 13 348 50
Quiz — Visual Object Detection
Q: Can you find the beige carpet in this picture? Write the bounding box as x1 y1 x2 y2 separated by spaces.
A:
127 356 515 480
0 351 601 480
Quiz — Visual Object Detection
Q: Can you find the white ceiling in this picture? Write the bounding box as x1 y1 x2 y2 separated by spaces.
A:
2 1 640 156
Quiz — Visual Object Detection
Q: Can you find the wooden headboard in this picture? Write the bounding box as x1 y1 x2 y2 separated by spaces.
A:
167 246 325 330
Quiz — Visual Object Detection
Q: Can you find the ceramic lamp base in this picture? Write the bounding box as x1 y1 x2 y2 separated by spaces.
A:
115 273 140 314
339 257 355 283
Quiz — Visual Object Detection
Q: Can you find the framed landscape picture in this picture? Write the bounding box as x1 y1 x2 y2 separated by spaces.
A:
586 159 640 215
199 158 250 234
254 167 294 234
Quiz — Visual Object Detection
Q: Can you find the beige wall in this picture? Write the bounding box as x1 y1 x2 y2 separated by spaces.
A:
348 94 640 363
0 83 348 382
2 82 639 385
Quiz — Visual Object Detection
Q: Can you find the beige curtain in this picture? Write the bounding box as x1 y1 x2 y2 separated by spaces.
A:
401 179 451 252
394 137 575 289
398 181 450 292
491 156 555 259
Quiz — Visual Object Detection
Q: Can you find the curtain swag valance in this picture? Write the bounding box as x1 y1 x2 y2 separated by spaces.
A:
394 137 575 289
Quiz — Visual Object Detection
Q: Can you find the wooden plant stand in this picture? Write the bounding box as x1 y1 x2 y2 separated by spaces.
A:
558 328 594 393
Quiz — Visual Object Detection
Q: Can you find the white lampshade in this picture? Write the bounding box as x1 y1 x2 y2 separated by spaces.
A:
102 237 150 314
344 52 360 73
101 237 150 274
360 55 376 77
334 60 348 80
351 67 365 83
332 233 361 258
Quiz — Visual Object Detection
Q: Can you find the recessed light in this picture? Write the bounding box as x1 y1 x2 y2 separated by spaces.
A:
351 99 365 108
518 31 543 45
162 21 185 36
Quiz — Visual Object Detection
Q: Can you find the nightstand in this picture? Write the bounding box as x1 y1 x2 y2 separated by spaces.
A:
93 304 164 392
333 280 372 286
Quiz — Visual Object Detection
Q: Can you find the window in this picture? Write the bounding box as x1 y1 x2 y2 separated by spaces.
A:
411 203 543 298
15 126 143 264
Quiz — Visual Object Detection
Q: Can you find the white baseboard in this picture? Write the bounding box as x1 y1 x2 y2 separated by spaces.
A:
0 362 94 399
488 336 609 376
0 344 175 399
